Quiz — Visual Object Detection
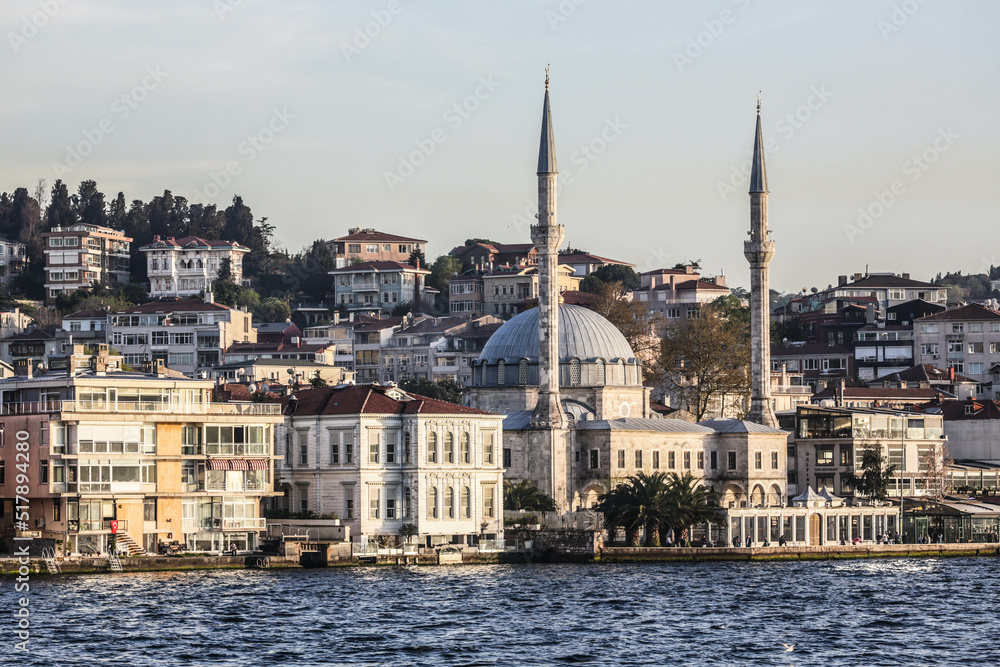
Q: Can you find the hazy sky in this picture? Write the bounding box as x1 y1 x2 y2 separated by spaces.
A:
1 1 997 293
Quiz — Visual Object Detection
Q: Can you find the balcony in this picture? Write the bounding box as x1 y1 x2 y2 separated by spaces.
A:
68 519 129 532
182 517 266 531
0 400 282 417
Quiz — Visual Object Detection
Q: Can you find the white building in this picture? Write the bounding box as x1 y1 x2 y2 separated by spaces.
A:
0 235 27 288
276 383 505 548
914 304 1000 385
140 236 250 299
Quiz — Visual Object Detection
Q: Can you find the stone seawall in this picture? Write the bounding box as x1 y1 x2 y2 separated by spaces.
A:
601 543 1000 562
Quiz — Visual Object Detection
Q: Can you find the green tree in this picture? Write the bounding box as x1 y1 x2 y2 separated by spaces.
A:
213 279 260 311
390 302 412 317
504 480 557 512
586 281 661 377
427 255 462 293
407 247 426 268
846 443 898 503
254 297 291 323
579 264 640 294
398 377 463 404
672 259 702 271
309 376 328 388
45 180 77 229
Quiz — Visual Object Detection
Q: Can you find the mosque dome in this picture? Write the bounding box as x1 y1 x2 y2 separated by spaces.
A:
478 304 636 364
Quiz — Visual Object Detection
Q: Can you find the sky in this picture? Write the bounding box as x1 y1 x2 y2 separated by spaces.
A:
1 0 997 294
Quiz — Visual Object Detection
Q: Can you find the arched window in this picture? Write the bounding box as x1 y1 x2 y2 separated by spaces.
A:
444 432 455 463
196 259 203 269
445 487 455 519
483 431 495 465
497 360 505 385
427 432 438 463
596 359 606 385
403 487 412 518
570 359 581 386
461 486 471 518
403 431 411 464
618 359 626 385
460 432 470 464
428 487 438 519
519 359 528 385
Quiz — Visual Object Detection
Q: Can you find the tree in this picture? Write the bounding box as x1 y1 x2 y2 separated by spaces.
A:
309 376 328 388
586 281 661 376
254 297 291 323
426 255 462 293
921 442 953 500
45 180 77 229
504 480 557 512
213 280 260 311
407 247 426 268
672 259 702 271
772 317 804 344
655 299 751 420
390 302 412 317
579 264 641 294
846 442 898 503
399 377 462 404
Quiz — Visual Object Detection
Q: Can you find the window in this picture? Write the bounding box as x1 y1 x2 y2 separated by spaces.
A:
0 460 4 485
921 344 939 355
344 432 354 464
668 451 676 469
710 451 717 470
952 324 964 333
570 359 581 385
817 446 835 466
815 475 835 492
385 431 396 464
483 432 494 465
444 487 455 519
483 485 495 518
345 492 354 519
771 452 779 469
330 432 340 464
503 448 511 468
969 362 984 374
403 488 412 517
370 489 380 519
969 323 984 333
369 434 379 464
497 360 505 385
386 497 396 519
40 460 49 484
697 451 704 469
754 452 762 469
444 433 455 464
53 499 61 522
519 359 528 385
298 431 308 465
652 451 660 469
428 487 439 519
460 432 470 464
969 342 983 354
152 331 169 346
144 498 156 522
427 432 438 463
461 486 471 518
921 324 939 334
403 431 411 464
728 451 737 471
589 450 599 469
617 450 626 468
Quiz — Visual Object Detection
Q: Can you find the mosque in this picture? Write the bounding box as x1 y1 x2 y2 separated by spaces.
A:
464 74 789 516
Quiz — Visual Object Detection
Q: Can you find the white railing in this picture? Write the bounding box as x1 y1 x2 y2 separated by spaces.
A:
477 538 505 552
222 517 266 530
0 400 282 416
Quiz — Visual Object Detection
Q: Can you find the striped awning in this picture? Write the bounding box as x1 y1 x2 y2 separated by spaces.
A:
206 459 269 471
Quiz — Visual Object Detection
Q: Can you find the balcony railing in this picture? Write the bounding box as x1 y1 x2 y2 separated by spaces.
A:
182 517 266 531
0 400 282 416
68 519 128 532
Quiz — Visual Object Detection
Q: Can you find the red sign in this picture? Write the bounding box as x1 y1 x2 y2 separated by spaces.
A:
110 520 118 534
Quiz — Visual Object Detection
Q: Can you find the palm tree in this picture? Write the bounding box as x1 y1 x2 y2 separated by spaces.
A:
597 473 673 546
504 480 557 512
662 473 725 544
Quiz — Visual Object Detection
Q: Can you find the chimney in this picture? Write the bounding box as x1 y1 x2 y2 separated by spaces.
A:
838 275 848 286
865 303 875 324
205 290 214 304
901 273 910 280
853 272 863 281
153 235 161 242
413 262 423 314
835 379 845 407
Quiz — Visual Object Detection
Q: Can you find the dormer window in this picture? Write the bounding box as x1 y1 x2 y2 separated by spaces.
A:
965 404 975 416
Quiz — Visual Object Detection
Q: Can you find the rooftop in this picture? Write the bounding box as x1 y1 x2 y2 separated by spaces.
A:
917 304 1000 322
283 383 498 417
332 229 426 244
139 235 249 251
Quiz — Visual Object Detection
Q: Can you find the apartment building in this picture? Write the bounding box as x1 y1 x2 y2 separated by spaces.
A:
853 324 914 381
782 273 947 322
913 304 1000 386
0 235 27 288
631 266 729 325
449 241 536 272
0 308 32 340
140 235 250 299
61 309 109 345
327 228 425 268
381 315 503 385
790 405 947 499
42 224 132 304
557 248 634 277
482 264 580 317
330 261 433 315
0 357 283 555
276 383 505 547
110 297 255 376
352 317 401 383
771 343 852 391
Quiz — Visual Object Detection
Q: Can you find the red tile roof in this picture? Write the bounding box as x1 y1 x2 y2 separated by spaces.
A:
915 398 1000 420
813 386 943 400
140 236 249 251
558 252 634 267
332 230 426 244
117 299 232 314
329 261 429 273
282 384 498 417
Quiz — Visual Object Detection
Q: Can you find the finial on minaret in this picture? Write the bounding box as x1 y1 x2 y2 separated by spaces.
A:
545 64 550 90
757 91 761 114
749 93 768 195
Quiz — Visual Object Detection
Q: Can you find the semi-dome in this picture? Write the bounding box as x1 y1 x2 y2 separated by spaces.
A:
478 304 636 363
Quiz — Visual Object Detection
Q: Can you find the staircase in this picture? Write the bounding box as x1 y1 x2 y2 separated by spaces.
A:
107 552 124 572
41 548 60 574
115 533 146 557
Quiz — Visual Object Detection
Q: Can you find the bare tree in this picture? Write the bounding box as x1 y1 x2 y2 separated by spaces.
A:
922 442 953 500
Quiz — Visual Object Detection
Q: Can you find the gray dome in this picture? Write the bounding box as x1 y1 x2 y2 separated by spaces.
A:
478 304 636 363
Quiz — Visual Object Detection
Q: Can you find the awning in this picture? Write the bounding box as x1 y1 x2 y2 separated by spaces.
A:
206 459 270 471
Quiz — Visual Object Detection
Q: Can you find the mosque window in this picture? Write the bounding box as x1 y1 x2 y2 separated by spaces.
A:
570 359 581 386
519 359 528 385
617 450 625 468
618 360 626 384
596 359 605 385
668 452 676 469
497 360 505 385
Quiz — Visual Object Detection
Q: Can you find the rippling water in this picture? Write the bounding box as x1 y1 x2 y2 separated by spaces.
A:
3 558 998 665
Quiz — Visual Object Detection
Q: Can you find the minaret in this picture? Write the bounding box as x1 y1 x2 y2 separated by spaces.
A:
744 96 779 428
530 68 565 429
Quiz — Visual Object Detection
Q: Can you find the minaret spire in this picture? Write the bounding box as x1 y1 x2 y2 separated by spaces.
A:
745 95 779 428
530 68 565 429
